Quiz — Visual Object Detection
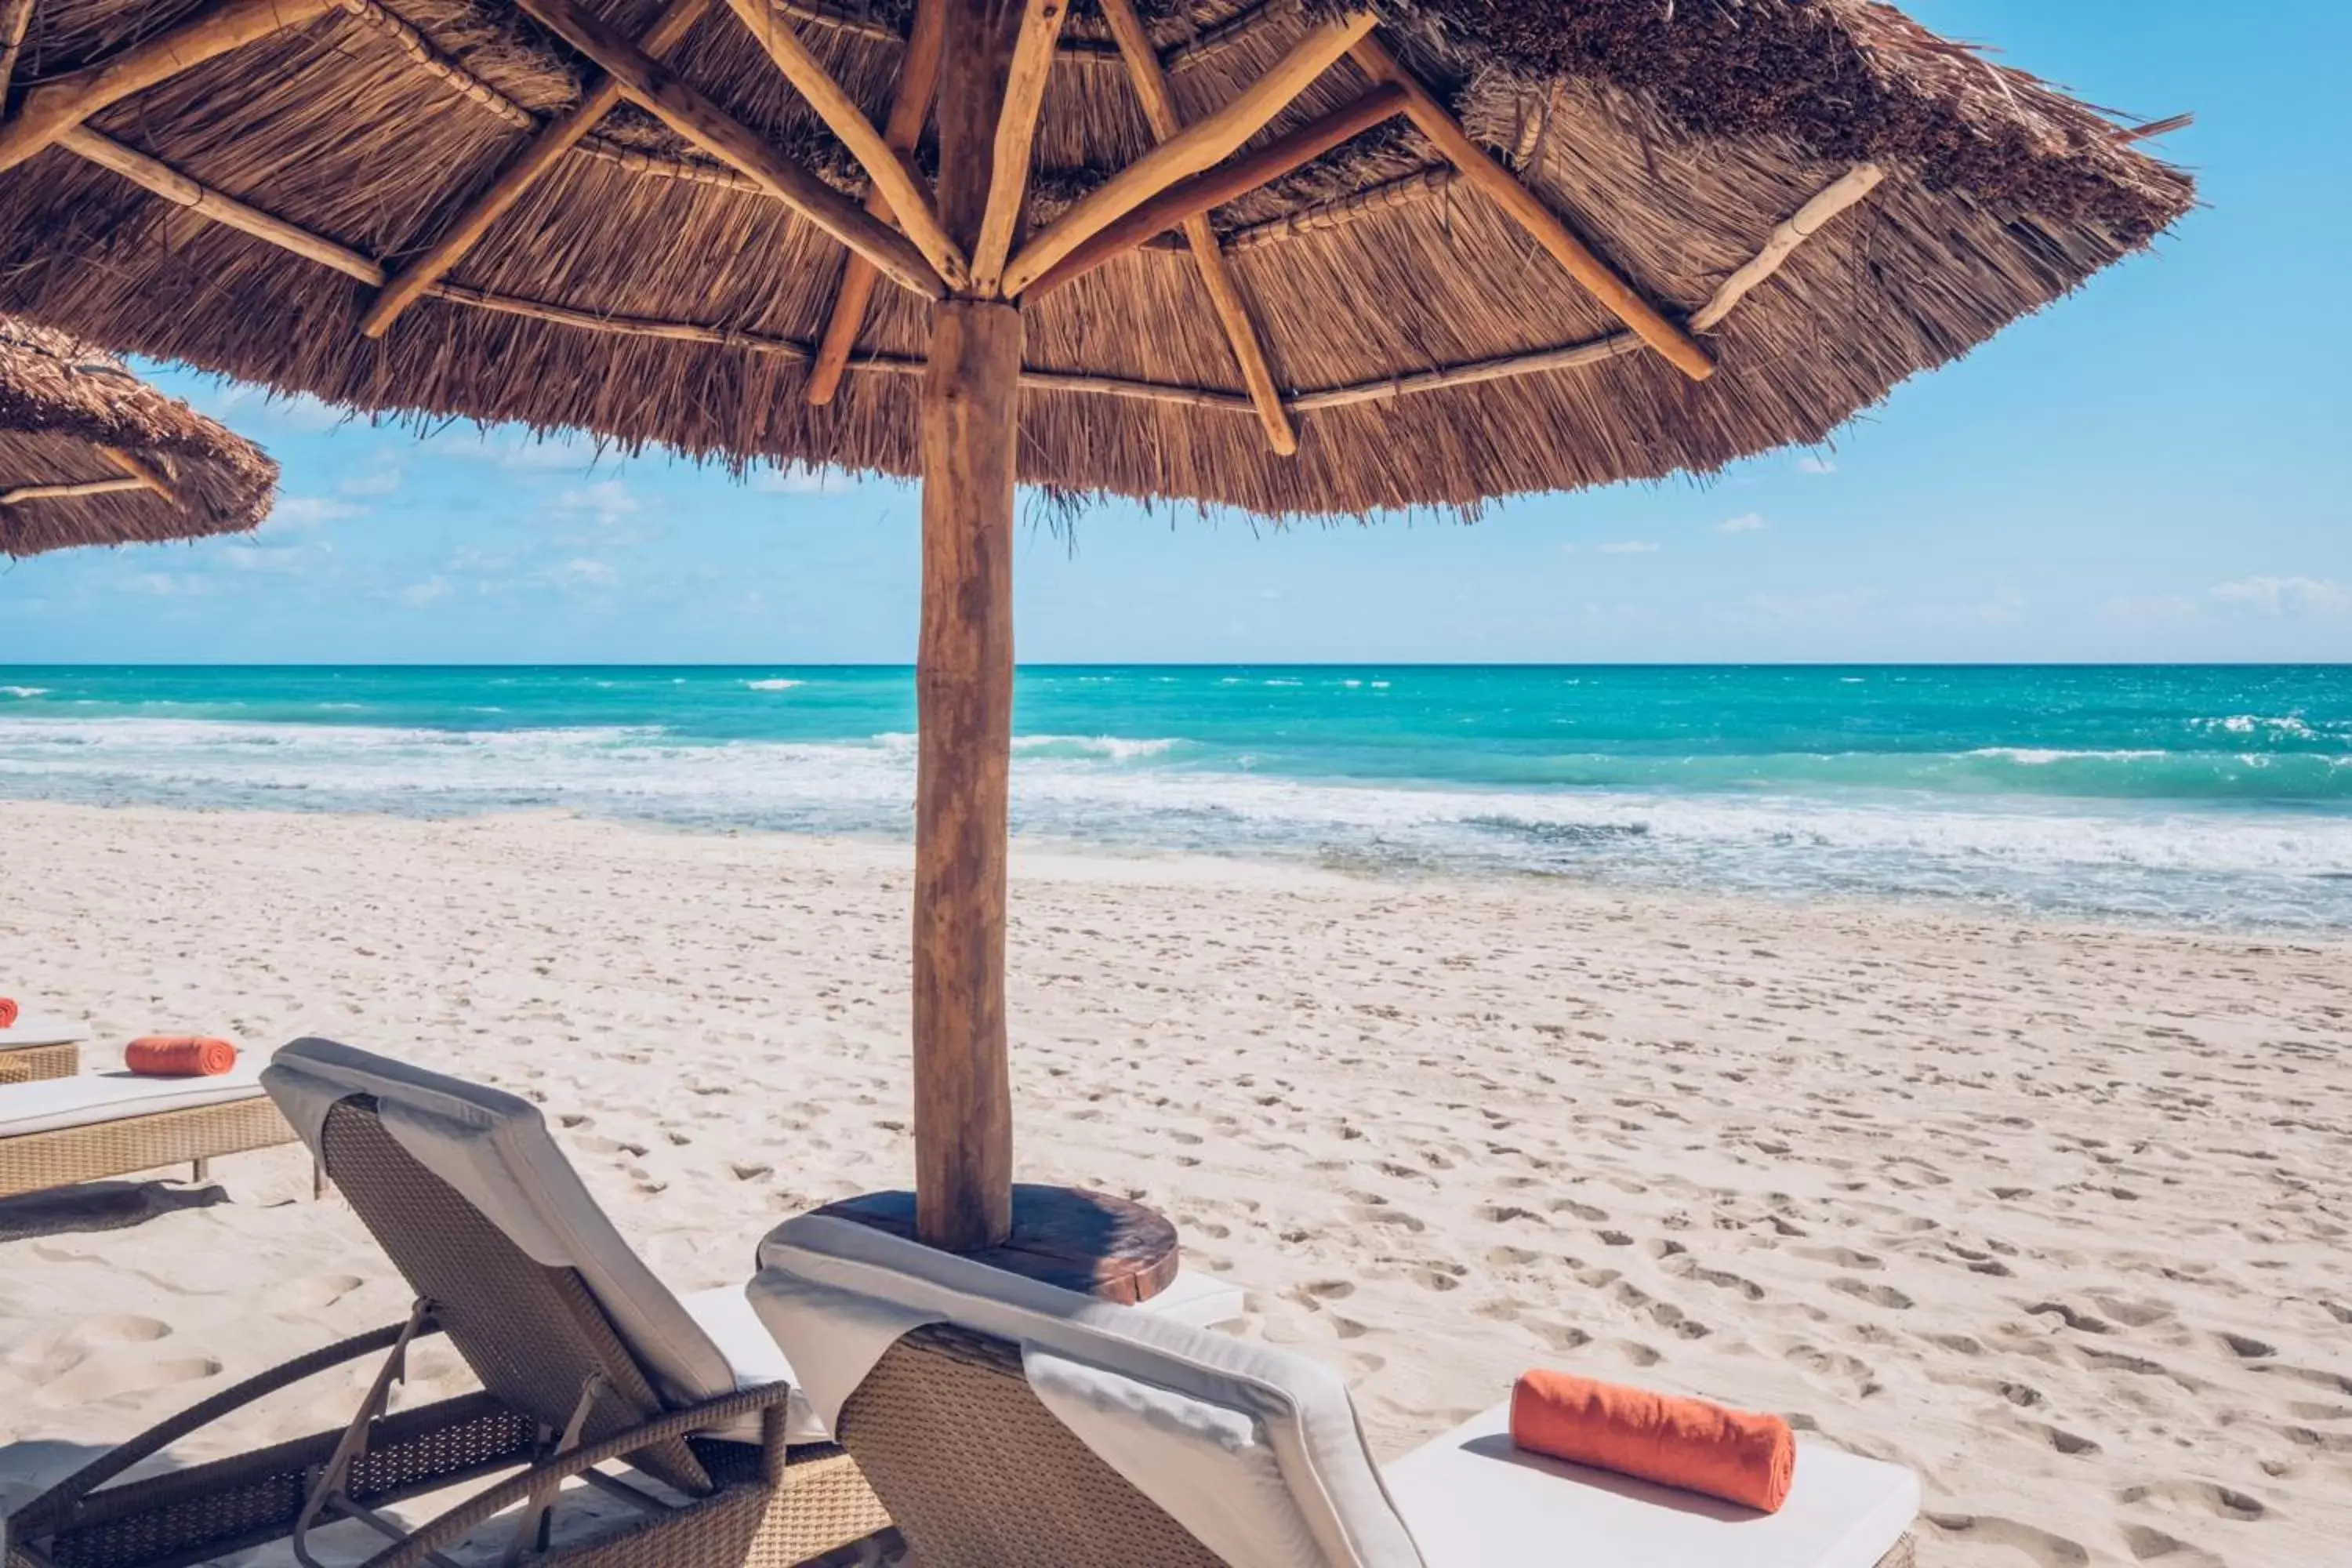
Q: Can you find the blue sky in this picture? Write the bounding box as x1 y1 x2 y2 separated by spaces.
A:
3 0 2347 664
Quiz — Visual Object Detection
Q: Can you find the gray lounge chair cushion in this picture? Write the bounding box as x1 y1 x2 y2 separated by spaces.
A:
753 1212 1426 1568
263 1039 747 1423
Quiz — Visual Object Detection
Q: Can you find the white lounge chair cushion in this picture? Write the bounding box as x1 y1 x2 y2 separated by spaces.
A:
0 1060 266 1138
0 1016 89 1051
676 1286 829 1444
1385 1403 1918 1568
1140 1264 1247 1330
263 1039 742 1425
753 1212 1425 1568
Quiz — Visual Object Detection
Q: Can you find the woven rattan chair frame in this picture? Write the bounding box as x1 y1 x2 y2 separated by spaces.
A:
836 1322 1918 1568
0 1095 292 1199
0 1040 78 1084
4 1090 891 1568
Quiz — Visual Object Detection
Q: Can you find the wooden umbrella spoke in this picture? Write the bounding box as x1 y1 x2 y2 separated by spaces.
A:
1094 0 1294 455
721 0 967 290
0 0 35 103
999 10 1374 299
361 0 714 338
804 0 942 406
0 477 151 505
0 0 343 173
1026 82 1407 296
967 0 1067 295
1348 33 1713 383
514 0 945 298
97 446 180 505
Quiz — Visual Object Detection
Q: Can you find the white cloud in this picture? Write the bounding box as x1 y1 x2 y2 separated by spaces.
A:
448 430 622 473
215 539 332 575
1972 590 2025 624
2102 593 2202 624
2209 575 2350 619
553 557 619 590
1596 539 1661 555
1715 513 1768 535
336 463 405 498
1795 455 1838 476
126 571 213 597
398 576 452 608
272 495 366 530
1733 586 1881 622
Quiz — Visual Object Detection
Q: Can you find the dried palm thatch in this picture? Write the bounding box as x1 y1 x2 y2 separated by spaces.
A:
0 0 2188 520
0 314 274 556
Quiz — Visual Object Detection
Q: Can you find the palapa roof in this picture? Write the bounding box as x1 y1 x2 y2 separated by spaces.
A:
0 316 277 556
0 0 2192 518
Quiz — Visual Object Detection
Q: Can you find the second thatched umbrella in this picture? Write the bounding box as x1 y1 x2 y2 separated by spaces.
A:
0 0 2190 1272
0 316 274 557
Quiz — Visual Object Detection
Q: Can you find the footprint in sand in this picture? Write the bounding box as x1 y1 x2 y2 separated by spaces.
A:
1830 1278 1915 1311
2114 1480 2267 1522
274 1274 368 1312
36 1352 223 1408
1925 1512 2090 1567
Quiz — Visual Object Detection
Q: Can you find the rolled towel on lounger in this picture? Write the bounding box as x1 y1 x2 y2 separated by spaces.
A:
124 1036 240 1077
0 996 18 1029
1509 1369 1795 1513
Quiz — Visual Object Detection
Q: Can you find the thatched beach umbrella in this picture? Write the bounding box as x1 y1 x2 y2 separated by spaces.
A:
0 0 2188 1270
0 316 274 556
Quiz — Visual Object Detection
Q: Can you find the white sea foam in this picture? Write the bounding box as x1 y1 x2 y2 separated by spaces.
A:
1 686 48 699
3 714 2350 927
744 679 804 691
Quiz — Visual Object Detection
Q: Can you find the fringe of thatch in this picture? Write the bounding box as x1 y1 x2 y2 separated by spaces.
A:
0 317 277 556
0 0 2190 517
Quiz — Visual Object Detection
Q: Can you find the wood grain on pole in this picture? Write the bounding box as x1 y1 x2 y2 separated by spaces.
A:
913 0 1021 1253
514 0 946 298
968 0 1067 293
722 0 967 289
999 11 1374 297
806 0 944 405
0 477 151 505
1348 33 1715 383
0 0 342 172
1025 82 1406 296
1690 163 1883 332
363 0 714 337
1095 0 1294 453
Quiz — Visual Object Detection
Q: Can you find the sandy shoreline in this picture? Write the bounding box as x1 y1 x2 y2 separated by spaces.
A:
2 799 2347 1566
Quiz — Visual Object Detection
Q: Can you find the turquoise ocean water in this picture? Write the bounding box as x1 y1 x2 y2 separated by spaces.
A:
2 665 2349 930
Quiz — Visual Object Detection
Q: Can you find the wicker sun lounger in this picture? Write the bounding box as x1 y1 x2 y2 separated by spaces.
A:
0 1017 85 1085
752 1213 1921 1568
0 1062 295 1199
3 1038 891 1568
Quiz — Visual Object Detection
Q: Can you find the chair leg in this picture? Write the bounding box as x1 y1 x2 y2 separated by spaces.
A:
192 1156 210 1181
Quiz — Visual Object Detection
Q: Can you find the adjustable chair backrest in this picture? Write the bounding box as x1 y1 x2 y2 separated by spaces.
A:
265 1038 743 1495
752 1214 1429 1568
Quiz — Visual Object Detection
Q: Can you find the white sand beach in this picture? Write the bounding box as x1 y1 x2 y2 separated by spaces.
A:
1 799 2346 1568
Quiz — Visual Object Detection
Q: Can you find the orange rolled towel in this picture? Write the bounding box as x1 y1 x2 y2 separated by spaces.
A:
0 996 17 1029
1509 1369 1795 1514
124 1036 239 1077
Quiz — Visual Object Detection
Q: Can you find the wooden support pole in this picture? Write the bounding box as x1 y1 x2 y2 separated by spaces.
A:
0 0 35 105
1289 331 1644 412
807 0 943 405
364 0 713 337
722 0 967 289
0 476 151 505
912 0 1020 1254
967 0 1066 293
999 11 1373 297
514 0 947 298
1690 163 1883 332
1348 33 1715 383
99 446 179 505
1026 82 1406 296
0 0 341 172
1095 0 1294 453
62 126 387 284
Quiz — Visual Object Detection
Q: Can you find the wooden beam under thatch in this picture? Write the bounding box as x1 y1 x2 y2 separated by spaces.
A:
0 475 149 505
1220 165 1455 255
0 0 342 173
970 0 1068 294
514 0 948 297
722 0 967 290
1028 82 1408 296
1349 33 1715 383
807 0 943 405
1000 11 1374 297
1096 0 1293 455
0 0 34 103
100 445 180 504
364 0 715 338
1690 163 1884 332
